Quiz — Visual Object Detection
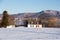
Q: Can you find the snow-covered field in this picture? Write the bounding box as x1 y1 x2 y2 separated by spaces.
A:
0 27 60 40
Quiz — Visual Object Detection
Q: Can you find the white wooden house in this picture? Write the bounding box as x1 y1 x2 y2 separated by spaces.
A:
28 24 42 28
7 25 15 28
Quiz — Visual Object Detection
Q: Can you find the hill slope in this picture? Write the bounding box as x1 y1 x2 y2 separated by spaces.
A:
11 10 60 19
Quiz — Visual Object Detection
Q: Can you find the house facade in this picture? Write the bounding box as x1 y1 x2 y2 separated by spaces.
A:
27 18 42 28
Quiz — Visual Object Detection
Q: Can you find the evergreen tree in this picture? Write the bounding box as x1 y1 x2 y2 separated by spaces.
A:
0 10 9 28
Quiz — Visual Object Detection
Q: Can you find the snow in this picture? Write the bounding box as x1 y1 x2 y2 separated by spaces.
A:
0 27 60 40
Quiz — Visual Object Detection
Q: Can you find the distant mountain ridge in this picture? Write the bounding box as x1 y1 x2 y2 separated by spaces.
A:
11 10 60 19
40 10 60 18
0 10 60 19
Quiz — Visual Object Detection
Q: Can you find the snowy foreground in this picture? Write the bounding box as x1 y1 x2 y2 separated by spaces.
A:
0 27 60 40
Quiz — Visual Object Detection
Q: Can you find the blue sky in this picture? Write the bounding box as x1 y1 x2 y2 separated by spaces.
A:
0 0 60 14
